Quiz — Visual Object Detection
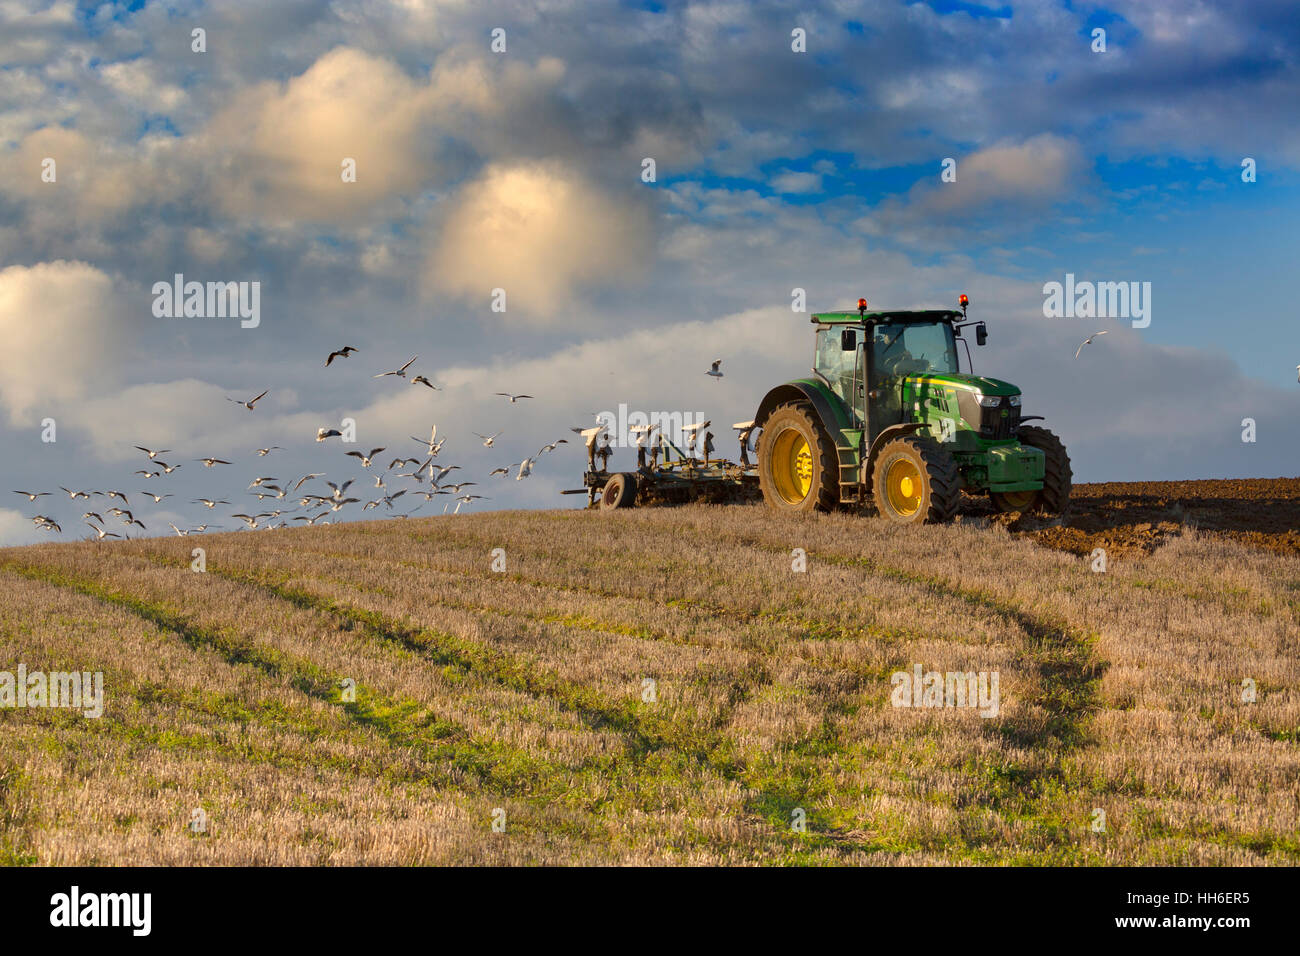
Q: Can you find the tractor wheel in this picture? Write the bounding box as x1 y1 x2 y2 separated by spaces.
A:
870 435 961 524
757 403 839 513
600 472 638 510
990 425 1072 514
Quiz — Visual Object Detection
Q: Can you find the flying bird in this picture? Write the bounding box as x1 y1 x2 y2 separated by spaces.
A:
254 446 283 456
87 523 120 540
345 448 385 468
706 359 724 379
474 431 502 448
495 393 533 404
325 346 359 366
13 491 49 501
227 389 269 410
139 492 174 503
374 356 418 379
59 487 91 500
134 446 170 459
516 458 535 480
195 458 231 468
410 376 440 390
316 427 343 442
537 439 569 455
193 499 230 509
1074 331 1109 359
248 477 278 488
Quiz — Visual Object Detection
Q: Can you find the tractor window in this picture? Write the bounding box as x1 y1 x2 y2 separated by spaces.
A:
872 322 957 379
815 327 858 406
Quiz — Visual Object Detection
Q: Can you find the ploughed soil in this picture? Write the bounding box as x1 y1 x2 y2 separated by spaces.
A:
963 477 1300 558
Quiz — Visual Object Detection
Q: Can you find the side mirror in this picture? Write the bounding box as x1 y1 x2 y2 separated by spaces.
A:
841 329 857 351
976 323 988 347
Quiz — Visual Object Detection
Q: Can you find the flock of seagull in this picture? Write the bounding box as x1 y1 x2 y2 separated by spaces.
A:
14 348 592 542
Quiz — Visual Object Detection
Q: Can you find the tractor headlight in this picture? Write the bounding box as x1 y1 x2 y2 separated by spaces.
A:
975 393 1001 408
1009 395 1021 407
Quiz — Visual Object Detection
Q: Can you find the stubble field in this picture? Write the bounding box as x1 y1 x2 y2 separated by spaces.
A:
1 489 1297 865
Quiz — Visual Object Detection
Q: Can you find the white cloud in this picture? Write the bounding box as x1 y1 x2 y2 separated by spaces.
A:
0 260 126 425
428 161 654 321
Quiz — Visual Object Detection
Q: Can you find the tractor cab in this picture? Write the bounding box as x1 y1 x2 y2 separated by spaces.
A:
813 303 977 444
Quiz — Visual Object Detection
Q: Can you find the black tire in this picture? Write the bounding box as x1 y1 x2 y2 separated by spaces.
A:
990 426 1072 514
1020 425 1072 514
870 435 961 524
757 402 839 513
600 472 638 510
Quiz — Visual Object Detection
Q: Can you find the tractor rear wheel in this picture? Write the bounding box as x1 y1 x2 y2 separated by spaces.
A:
757 402 838 514
600 472 638 510
871 435 961 524
990 426 1072 514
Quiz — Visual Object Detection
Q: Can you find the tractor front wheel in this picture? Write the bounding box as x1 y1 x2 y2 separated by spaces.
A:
871 436 961 524
757 403 839 513
990 426 1072 514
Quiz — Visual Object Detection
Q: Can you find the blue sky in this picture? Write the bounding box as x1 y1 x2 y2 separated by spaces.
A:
0 0 1297 544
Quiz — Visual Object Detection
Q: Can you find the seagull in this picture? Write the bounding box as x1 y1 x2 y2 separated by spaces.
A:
34 516 61 532
292 474 324 491
374 356 418 379
87 523 120 540
516 458 535 480
706 359 724 379
227 389 269 410
325 346 359 366
410 376 440 390
326 479 354 501
134 446 170 459
409 425 441 457
248 477 278 488
373 473 386 489
474 431 502 448
105 491 129 505
382 490 407 509
82 512 103 523
134 470 161 479
231 513 268 530
431 464 460 484
345 448 385 468
254 446 283 456
193 499 230 509
488 467 511 477
316 427 343 442
139 492 174 503
537 439 569 455
251 487 283 501
195 458 231 468
495 393 533 404
156 461 182 474
167 523 189 537
445 481 477 494
329 498 360 512
1074 330 1109 359
13 490 49 501
59 487 91 500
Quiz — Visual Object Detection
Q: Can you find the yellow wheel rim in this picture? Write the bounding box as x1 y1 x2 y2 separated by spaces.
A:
998 490 1037 511
771 429 813 504
885 459 923 517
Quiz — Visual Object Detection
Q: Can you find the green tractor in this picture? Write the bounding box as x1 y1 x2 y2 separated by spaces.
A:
754 295 1070 523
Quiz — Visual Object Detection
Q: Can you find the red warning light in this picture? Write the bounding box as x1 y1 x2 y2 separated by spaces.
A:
959 294 969 307
857 298 868 312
